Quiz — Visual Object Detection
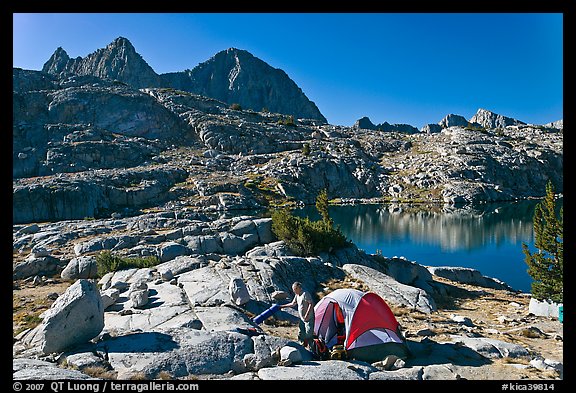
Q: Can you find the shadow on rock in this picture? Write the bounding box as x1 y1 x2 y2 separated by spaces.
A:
404 337 491 367
98 332 179 353
143 289 165 309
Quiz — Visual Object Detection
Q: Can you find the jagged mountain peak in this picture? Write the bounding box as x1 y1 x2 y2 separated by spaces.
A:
42 36 160 88
54 46 69 56
224 47 246 54
202 47 270 70
475 107 494 114
98 36 144 63
110 36 134 47
39 37 327 122
185 47 326 121
42 47 71 74
102 37 141 59
470 108 526 129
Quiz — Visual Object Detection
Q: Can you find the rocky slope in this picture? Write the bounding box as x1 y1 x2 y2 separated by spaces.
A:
12 46 563 381
43 37 162 88
161 48 327 122
12 211 563 381
13 65 563 224
43 37 326 122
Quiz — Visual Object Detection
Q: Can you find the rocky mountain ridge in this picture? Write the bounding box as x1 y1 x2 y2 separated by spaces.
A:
353 116 420 133
13 66 563 225
42 37 326 122
43 37 161 89
359 108 560 135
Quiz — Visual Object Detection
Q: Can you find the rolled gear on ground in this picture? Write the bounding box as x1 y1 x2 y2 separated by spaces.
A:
252 303 281 325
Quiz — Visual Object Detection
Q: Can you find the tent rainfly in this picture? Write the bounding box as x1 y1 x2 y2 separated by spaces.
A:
313 288 409 362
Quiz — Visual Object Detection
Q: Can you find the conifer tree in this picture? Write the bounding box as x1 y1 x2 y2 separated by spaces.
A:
315 188 333 228
522 181 563 303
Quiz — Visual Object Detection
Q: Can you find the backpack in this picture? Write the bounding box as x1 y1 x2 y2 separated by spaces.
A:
310 337 330 361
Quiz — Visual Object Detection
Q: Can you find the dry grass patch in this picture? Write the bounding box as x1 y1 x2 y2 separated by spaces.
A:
82 366 118 380
156 371 173 380
317 276 371 299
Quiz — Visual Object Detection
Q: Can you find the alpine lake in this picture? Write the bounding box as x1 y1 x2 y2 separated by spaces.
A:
295 198 563 294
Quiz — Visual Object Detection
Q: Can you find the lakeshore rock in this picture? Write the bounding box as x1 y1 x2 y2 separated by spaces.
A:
426 266 513 291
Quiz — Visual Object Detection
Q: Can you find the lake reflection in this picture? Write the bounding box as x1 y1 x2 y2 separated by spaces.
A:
295 200 558 293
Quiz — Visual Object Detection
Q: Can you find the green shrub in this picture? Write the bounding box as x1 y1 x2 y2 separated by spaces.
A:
464 122 486 132
230 103 242 111
277 115 296 126
96 251 160 278
302 143 311 156
271 191 348 256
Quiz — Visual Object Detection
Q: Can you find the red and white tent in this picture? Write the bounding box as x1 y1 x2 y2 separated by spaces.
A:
313 288 409 362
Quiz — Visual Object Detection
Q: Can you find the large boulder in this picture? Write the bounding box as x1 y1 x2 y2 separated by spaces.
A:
449 335 530 359
426 266 513 290
229 277 251 306
60 256 98 280
99 330 255 379
257 359 378 380
13 255 62 280
343 264 437 313
13 358 96 380
528 298 562 318
21 279 104 354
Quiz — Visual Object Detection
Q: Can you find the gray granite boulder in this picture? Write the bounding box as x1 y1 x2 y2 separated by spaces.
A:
228 277 251 306
449 335 530 359
257 360 378 380
20 279 104 354
426 266 513 290
343 264 437 313
98 329 254 379
13 255 63 280
528 297 562 318
13 358 96 380
158 241 190 262
60 256 98 280
369 366 424 380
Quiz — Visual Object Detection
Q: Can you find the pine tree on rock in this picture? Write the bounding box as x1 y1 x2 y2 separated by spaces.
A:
522 180 563 303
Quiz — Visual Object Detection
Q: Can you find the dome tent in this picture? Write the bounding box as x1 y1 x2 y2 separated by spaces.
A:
313 288 409 362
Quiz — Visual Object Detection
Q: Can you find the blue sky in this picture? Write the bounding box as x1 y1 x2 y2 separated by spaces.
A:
13 13 563 128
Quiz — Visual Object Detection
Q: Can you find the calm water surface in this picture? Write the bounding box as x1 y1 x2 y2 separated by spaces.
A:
296 200 562 293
